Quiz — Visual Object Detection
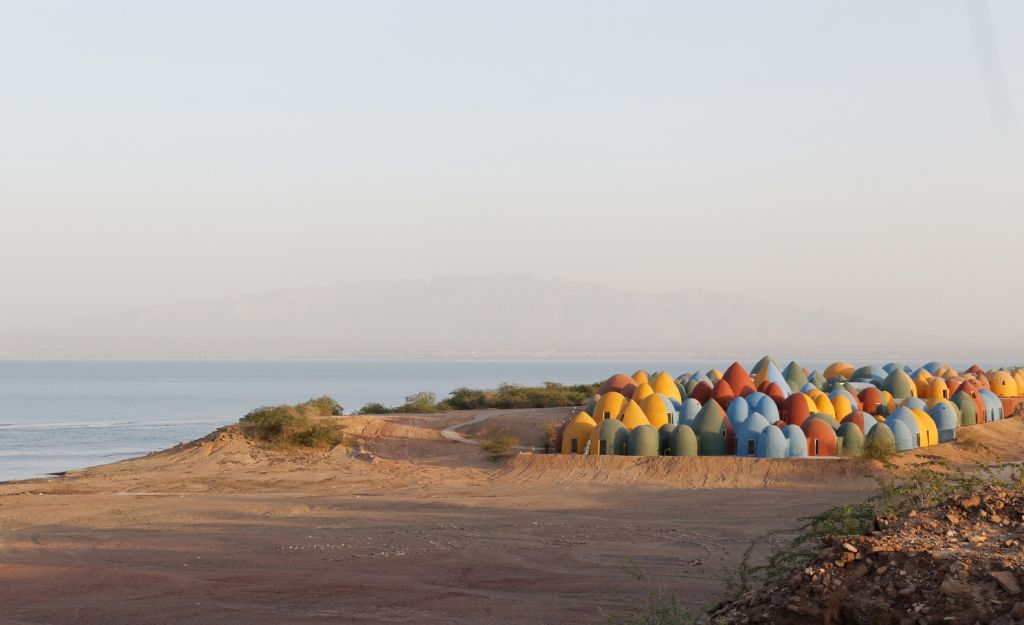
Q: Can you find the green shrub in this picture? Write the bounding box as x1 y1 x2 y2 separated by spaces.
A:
298 395 343 416
238 397 347 449
861 430 896 463
356 402 392 415
479 435 519 460
395 391 439 414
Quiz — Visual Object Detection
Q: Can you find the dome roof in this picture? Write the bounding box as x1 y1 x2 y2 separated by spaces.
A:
626 425 660 456
692 399 727 434
620 400 652 430
589 418 629 455
852 365 886 383
813 394 836 417
651 372 683 402
632 383 655 402
679 398 702 426
988 370 1019 398
837 422 864 457
690 381 713 404
598 374 635 395
631 370 649 385
783 424 808 458
749 393 780 423
841 411 877 435
668 424 698 456
781 393 812 427
886 407 920 439
888 418 916 451
783 362 810 388
593 392 628 421
726 397 750 429
711 379 736 408
638 394 672 429
802 419 837 456
751 355 780 376
824 362 856 381
723 362 756 397
858 386 883 414
928 401 959 433
883 369 916 399
950 390 978 426
756 425 789 458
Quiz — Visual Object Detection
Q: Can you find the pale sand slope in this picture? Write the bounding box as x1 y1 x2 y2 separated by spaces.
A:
1 409 1022 625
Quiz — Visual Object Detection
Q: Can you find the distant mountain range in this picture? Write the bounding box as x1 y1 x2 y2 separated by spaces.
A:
3 274 934 359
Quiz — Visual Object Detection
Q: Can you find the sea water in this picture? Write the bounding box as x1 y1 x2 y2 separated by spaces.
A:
0 359 1008 481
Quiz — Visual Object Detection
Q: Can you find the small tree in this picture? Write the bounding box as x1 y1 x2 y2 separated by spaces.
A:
542 420 564 453
480 435 519 461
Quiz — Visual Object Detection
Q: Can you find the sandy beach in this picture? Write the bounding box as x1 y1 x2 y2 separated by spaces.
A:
3 409 1023 625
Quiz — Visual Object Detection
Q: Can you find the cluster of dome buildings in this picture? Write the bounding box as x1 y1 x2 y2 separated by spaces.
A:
558 358 1024 458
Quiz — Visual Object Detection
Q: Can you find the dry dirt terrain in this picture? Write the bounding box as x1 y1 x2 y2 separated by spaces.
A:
2 410 1023 625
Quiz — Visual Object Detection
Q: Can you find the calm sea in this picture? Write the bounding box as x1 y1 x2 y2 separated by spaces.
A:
0 359 1011 481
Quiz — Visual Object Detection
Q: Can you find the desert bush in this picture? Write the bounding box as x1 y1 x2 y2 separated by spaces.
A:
298 395 344 416
239 397 347 449
542 420 565 453
395 391 439 413
860 430 896 463
355 402 391 415
479 434 519 460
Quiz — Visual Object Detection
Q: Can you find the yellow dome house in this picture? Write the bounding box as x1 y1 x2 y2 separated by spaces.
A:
988 370 1019 398
592 392 628 422
632 383 655 402
620 400 652 430
638 394 671 429
561 412 596 454
651 372 682 402
824 362 855 380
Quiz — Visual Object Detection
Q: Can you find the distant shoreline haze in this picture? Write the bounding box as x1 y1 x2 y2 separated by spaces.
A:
0 275 1019 361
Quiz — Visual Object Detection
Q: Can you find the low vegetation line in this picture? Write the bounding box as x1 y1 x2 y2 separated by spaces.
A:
354 381 600 415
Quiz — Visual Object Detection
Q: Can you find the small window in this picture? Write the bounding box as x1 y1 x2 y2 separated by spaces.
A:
599 440 607 455
604 411 610 420
814 440 820 455
747 440 756 456
570 439 578 454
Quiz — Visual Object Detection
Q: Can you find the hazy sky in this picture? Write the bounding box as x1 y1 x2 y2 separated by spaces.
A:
1 2 1022 338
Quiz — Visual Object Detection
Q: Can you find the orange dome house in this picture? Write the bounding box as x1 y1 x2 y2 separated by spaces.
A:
599 374 635 395
858 387 883 415
711 379 736 409
722 362 756 397
802 418 838 456
690 381 713 404
781 394 812 427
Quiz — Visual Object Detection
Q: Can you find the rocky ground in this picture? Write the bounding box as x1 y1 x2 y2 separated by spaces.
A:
711 485 1024 625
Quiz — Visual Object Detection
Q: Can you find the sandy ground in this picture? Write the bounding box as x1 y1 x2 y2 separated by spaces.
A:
2 410 1023 625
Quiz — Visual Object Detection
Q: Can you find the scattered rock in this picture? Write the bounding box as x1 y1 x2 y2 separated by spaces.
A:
991 571 1021 595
